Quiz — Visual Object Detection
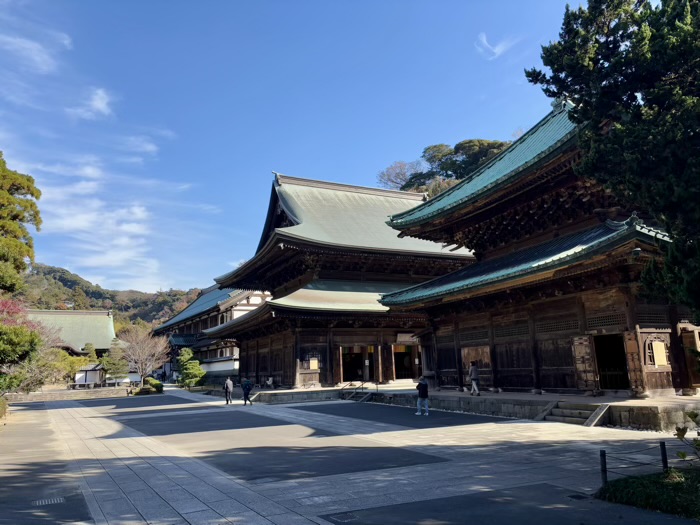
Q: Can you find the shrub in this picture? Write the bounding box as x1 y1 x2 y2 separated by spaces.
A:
134 386 153 396
0 397 7 419
145 377 163 393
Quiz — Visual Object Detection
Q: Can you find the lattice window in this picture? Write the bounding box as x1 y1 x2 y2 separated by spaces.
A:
587 312 626 329
459 329 489 344
637 309 669 326
436 332 455 346
535 319 580 334
646 339 670 366
494 323 529 339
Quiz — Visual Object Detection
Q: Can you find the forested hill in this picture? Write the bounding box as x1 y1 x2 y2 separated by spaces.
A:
14 263 200 326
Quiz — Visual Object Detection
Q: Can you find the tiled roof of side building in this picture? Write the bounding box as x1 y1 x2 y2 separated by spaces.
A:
389 100 578 229
381 218 669 307
154 286 250 333
27 310 117 352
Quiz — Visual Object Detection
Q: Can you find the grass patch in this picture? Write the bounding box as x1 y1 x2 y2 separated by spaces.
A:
0 397 7 419
597 468 700 519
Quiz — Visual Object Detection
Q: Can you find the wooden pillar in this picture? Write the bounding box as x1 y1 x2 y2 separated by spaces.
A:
528 309 541 393
487 314 498 390
411 344 420 379
374 333 382 383
294 329 301 388
389 337 397 382
431 324 441 388
669 305 694 393
362 346 369 382
453 319 465 391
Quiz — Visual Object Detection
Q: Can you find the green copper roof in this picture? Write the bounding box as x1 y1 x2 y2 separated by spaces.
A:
204 280 410 337
269 280 408 312
27 310 116 352
381 219 669 307
154 286 248 333
389 101 578 229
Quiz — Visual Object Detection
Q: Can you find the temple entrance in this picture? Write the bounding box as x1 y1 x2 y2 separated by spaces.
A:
341 345 375 382
393 345 420 379
594 334 630 390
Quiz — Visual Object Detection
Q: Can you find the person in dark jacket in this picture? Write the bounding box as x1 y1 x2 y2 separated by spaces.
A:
241 377 253 405
223 377 234 405
415 376 429 416
469 361 480 396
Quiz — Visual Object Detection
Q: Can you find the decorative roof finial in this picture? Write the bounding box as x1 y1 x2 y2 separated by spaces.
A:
624 211 642 227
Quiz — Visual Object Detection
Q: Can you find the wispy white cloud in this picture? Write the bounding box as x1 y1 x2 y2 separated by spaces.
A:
474 32 519 60
121 135 158 155
0 34 57 73
66 87 113 120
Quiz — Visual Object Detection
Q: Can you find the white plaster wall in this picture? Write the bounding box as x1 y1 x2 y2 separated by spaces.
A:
202 359 238 372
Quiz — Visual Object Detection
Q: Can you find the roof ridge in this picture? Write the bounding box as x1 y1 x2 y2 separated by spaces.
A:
273 173 427 201
390 106 577 225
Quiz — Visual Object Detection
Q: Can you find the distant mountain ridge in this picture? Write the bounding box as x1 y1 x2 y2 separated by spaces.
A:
15 263 200 326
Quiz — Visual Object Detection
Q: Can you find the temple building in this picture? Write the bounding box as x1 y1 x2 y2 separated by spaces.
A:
381 100 700 396
205 174 472 388
153 285 268 382
27 309 117 357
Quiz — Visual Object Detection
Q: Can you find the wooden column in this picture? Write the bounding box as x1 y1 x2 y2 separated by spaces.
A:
453 319 465 391
294 329 301 388
528 309 541 393
487 314 498 390
669 305 694 393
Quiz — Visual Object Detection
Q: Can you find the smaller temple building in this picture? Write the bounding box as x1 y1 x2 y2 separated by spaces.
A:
27 309 117 357
153 284 267 382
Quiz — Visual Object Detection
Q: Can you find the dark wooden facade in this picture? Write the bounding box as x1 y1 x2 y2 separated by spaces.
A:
384 102 699 395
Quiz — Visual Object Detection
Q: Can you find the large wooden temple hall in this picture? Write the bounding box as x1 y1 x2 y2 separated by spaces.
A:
204 174 472 387
160 100 700 396
381 100 700 396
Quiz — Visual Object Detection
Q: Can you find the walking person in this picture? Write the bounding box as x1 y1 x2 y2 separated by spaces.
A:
223 376 234 405
241 377 254 406
415 376 429 416
469 360 480 396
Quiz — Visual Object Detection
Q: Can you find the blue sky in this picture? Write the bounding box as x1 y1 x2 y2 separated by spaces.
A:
0 0 572 292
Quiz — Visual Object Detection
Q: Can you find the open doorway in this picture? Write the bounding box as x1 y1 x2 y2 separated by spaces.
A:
341 346 376 382
594 334 630 390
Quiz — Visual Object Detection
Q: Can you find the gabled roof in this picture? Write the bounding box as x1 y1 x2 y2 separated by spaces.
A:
381 218 669 307
205 280 414 337
27 310 117 352
388 100 578 230
215 174 473 286
78 363 104 372
154 286 251 333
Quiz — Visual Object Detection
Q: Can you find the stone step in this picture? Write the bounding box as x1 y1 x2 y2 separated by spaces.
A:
544 415 588 425
551 408 594 419
557 402 599 412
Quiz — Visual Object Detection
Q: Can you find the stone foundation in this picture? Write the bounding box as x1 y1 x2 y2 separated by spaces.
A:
6 387 130 403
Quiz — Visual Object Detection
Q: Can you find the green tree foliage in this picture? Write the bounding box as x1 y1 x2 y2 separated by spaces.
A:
15 263 201 323
99 341 130 383
83 343 98 362
0 153 41 294
378 139 511 197
0 299 41 394
177 348 205 388
525 0 700 315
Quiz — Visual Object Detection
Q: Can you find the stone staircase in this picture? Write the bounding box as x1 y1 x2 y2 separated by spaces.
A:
537 401 610 426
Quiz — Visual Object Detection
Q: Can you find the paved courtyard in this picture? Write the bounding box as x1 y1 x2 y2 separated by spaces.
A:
0 387 695 524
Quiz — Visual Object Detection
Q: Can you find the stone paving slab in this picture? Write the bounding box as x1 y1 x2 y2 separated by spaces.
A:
4 388 697 525
320 483 694 525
